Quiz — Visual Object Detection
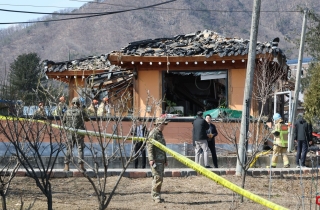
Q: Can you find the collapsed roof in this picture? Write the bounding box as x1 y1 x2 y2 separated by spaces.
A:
114 29 285 60
41 29 288 91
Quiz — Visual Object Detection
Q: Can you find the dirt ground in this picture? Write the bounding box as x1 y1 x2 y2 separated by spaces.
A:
4 174 319 210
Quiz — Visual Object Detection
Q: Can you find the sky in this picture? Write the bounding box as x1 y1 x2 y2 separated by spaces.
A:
0 0 86 29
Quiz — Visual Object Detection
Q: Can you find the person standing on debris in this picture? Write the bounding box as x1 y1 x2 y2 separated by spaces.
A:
132 118 147 168
34 102 46 118
87 99 98 116
271 113 290 168
294 113 313 168
54 96 68 116
193 111 211 168
63 97 89 172
147 117 169 203
205 114 219 168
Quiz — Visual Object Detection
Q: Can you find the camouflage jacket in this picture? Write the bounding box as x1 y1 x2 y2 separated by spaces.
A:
34 107 46 117
63 105 89 130
53 102 67 116
97 102 106 117
147 128 167 162
87 104 97 116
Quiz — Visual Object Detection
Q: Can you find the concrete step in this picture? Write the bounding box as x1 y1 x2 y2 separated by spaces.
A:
9 167 320 178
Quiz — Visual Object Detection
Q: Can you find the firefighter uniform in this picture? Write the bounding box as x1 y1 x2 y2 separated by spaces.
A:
271 113 290 168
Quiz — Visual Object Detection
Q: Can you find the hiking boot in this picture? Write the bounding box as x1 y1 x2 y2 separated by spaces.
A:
205 166 212 168
154 198 164 203
63 163 69 171
284 164 290 168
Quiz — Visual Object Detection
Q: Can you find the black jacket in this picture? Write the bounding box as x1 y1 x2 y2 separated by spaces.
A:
192 116 209 143
132 125 147 137
293 118 312 141
207 123 218 140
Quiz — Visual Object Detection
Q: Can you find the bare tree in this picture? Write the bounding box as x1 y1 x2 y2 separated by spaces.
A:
214 56 288 202
252 55 288 153
69 88 161 210
0 105 65 210
0 137 20 210
215 109 273 202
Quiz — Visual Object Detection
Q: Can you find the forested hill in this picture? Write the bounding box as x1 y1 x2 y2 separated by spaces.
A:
0 0 318 78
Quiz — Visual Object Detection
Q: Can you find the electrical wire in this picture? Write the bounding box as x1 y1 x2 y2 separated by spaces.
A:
0 2 306 14
69 0 308 13
0 8 105 15
0 3 81 9
0 0 176 25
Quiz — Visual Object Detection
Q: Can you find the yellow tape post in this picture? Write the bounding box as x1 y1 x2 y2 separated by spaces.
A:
0 116 288 209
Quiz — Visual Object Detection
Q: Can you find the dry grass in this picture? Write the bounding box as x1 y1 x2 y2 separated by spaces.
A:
5 173 320 210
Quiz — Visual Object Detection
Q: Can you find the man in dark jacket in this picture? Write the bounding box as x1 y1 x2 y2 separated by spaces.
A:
294 113 312 168
205 114 218 168
192 111 211 168
132 118 147 168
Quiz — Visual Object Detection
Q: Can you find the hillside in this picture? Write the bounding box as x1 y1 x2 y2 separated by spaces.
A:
0 0 318 79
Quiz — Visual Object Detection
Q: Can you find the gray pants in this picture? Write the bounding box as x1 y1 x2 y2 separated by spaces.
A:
195 140 209 166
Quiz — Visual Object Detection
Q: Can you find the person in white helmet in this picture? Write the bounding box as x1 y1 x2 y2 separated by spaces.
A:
271 113 290 168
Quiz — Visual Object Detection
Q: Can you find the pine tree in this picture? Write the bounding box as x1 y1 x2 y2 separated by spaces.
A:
299 10 320 92
8 53 42 105
299 10 320 122
303 63 320 123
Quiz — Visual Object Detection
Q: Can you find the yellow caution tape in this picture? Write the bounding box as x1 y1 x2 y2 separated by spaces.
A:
0 115 288 209
249 150 272 168
149 139 288 210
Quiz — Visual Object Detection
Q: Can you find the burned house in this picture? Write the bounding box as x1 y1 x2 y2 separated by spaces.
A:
41 29 290 143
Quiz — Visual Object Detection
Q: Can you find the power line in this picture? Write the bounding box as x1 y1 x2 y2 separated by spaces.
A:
0 8 107 16
0 3 82 9
0 2 305 13
0 0 176 25
69 0 303 13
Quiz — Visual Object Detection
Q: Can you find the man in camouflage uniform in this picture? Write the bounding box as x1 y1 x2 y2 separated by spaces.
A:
147 117 169 203
34 102 46 118
54 96 68 116
63 97 89 171
87 99 98 116
97 97 108 118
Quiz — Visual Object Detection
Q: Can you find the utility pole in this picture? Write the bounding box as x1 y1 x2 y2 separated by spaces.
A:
288 9 308 151
236 0 261 176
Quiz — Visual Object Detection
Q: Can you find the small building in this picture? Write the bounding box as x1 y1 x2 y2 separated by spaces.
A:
41 29 290 145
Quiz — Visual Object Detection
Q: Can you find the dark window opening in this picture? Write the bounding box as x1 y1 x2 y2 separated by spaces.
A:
162 70 228 116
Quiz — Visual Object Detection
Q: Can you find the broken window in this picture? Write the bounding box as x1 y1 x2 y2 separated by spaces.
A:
162 70 228 116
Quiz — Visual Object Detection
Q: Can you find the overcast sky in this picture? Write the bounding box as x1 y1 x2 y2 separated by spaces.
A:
0 0 86 29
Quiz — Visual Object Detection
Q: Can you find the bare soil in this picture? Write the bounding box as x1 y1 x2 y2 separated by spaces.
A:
5 174 318 210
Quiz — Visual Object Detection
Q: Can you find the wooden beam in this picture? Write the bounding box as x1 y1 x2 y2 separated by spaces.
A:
108 53 249 63
45 70 105 77
119 61 247 71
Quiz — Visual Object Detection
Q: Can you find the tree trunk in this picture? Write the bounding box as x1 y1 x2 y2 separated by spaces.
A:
240 172 247 203
46 187 53 210
1 192 7 210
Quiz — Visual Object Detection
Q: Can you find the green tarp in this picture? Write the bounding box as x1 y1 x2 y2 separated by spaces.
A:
203 108 244 119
